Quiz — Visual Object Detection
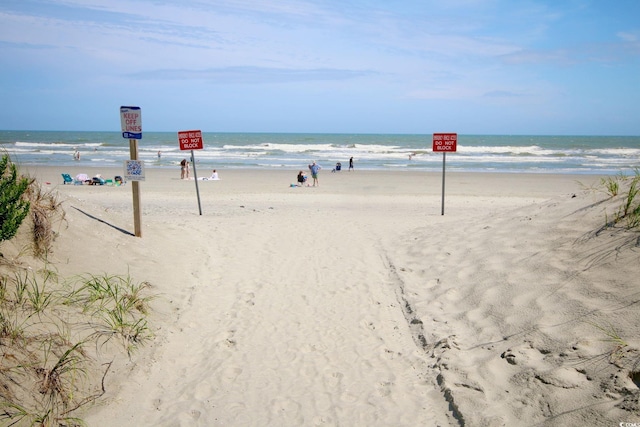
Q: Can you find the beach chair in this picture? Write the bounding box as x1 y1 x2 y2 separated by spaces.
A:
62 173 83 185
91 176 106 185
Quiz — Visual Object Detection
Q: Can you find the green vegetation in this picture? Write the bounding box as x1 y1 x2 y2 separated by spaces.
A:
0 268 154 426
0 154 31 243
0 158 155 426
66 274 154 356
598 169 640 230
588 321 630 364
600 175 620 197
587 320 640 389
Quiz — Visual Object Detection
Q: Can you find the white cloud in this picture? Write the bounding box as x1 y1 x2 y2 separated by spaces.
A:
1 0 638 133
617 31 638 42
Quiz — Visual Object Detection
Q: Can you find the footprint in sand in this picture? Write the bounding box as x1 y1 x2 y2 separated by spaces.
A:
443 288 460 301
221 366 243 383
324 371 344 388
270 397 303 423
376 381 393 397
311 415 335 426
244 292 255 305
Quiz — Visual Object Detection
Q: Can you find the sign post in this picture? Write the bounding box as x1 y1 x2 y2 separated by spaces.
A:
432 133 457 216
120 106 143 237
178 130 204 215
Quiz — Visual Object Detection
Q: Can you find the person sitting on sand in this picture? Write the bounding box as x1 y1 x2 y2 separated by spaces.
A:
297 171 307 186
210 169 220 180
90 174 105 185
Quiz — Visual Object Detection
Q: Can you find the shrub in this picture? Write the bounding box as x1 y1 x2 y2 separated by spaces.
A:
26 182 65 257
0 154 31 243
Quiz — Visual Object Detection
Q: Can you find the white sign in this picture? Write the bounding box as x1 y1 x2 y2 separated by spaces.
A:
124 160 145 181
120 106 142 139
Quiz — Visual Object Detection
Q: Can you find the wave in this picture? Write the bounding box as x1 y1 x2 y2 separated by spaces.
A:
15 141 102 148
3 131 639 174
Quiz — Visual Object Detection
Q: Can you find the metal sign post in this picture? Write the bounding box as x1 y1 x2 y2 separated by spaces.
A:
441 152 446 216
191 150 202 215
120 106 143 237
432 133 457 216
178 130 204 215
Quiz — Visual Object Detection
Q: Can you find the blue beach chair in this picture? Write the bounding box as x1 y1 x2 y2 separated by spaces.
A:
61 173 82 185
61 173 73 184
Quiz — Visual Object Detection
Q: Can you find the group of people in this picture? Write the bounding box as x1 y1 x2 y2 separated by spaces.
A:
296 157 354 187
180 159 219 180
296 162 321 187
180 158 190 179
178 156 356 186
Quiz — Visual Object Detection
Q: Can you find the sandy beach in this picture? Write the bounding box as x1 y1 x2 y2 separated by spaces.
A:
14 166 640 426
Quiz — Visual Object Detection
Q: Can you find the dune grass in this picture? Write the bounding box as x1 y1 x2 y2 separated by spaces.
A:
592 169 640 231
0 168 155 426
0 269 154 426
65 273 154 356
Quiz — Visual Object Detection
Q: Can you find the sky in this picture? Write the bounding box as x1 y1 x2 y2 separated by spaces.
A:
0 0 639 135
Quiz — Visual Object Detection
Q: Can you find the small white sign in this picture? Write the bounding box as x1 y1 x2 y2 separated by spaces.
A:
120 106 142 139
124 160 145 181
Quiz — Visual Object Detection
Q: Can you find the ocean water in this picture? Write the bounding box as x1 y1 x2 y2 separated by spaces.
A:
1 131 639 175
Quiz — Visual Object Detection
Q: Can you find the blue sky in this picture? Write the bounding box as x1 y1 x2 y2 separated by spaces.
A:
1 0 638 134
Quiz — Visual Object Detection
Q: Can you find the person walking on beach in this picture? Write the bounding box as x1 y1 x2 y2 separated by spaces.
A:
349 156 354 171
308 161 321 186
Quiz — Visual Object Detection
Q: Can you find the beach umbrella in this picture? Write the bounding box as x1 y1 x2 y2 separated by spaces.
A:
76 173 89 181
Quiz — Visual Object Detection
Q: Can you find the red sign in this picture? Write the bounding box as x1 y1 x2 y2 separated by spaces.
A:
432 133 457 152
178 130 204 150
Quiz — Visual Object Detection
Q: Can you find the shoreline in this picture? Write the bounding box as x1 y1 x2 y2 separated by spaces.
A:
22 164 602 196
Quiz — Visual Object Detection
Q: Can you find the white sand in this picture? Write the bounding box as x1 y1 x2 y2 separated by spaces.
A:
21 166 640 426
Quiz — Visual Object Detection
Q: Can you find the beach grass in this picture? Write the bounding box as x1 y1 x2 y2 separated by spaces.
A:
0 268 154 426
592 170 640 231
0 171 154 426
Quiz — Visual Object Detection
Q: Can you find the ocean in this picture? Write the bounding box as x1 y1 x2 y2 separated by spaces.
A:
1 131 638 175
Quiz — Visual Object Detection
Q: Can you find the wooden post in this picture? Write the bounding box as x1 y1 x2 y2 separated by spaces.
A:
129 139 142 237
